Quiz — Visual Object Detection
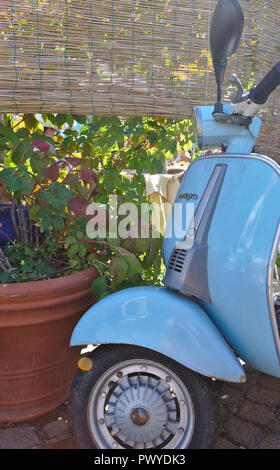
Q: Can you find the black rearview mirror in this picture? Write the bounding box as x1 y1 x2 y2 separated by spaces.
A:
210 0 244 105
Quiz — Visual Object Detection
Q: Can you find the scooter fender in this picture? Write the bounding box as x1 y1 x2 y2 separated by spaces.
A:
70 286 245 383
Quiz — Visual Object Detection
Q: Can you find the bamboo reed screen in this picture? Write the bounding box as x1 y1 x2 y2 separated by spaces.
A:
1 0 280 159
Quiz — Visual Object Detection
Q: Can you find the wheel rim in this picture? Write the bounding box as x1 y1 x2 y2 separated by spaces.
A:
87 358 195 449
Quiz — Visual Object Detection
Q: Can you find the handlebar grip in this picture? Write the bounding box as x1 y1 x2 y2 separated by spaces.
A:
249 61 280 104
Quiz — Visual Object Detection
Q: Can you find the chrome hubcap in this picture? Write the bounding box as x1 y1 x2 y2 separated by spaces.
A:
130 407 149 426
87 359 195 449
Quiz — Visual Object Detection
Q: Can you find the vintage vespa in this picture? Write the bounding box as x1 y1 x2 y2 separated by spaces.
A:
68 0 280 449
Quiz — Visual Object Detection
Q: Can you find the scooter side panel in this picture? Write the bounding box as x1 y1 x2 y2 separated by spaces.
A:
70 286 245 383
164 154 280 378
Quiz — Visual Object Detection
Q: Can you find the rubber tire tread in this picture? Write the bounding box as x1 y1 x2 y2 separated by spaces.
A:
68 343 221 449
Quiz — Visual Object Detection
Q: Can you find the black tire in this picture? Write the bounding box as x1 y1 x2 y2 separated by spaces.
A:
68 344 221 449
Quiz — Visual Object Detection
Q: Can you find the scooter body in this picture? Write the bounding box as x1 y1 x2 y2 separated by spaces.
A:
68 0 280 449
69 104 280 449
71 110 280 380
163 146 280 378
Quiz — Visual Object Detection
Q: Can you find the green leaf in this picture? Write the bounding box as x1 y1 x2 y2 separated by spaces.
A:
150 157 164 174
44 114 58 127
147 130 158 145
142 236 162 269
78 244 87 257
91 276 108 295
0 168 14 178
16 128 30 139
122 254 142 279
52 215 64 230
66 115 74 127
32 206 50 219
90 259 108 274
107 236 121 247
5 174 33 195
62 136 74 150
11 146 22 165
69 259 80 268
23 114 38 130
41 216 54 231
29 205 42 218
125 189 137 200
64 236 77 247
30 154 46 172
31 132 54 145
76 231 84 240
37 265 56 276
0 124 19 143
0 272 11 283
55 114 67 128
67 243 79 258
170 139 178 154
109 256 128 287
135 237 151 254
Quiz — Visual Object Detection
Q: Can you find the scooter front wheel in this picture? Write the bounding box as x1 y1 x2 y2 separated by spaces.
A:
68 344 220 449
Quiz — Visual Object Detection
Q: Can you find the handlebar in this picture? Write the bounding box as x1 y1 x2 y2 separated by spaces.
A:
249 61 280 105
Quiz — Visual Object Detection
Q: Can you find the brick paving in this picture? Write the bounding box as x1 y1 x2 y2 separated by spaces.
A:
0 366 279 449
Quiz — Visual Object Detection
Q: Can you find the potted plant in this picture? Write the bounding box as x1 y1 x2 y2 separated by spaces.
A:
0 113 181 422
0 112 196 422
0 114 101 422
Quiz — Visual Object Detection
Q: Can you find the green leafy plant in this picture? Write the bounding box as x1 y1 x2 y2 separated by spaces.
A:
0 113 195 297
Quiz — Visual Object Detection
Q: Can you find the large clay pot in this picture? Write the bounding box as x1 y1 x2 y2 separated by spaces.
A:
0 267 98 422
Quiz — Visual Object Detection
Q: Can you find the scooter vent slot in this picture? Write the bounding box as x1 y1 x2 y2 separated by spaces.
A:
168 249 187 273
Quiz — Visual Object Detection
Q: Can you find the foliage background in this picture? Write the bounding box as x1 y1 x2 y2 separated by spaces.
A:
0 112 195 296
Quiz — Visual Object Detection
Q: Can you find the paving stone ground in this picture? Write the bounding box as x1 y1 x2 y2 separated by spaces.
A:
0 366 279 449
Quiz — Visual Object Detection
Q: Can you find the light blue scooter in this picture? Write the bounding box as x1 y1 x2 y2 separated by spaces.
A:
68 0 280 449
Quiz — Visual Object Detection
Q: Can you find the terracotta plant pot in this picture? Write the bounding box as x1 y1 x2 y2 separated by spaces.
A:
0 267 98 422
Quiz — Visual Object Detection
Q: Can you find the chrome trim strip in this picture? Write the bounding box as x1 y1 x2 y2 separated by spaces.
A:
177 164 226 246
195 164 227 245
268 219 280 362
194 165 223 232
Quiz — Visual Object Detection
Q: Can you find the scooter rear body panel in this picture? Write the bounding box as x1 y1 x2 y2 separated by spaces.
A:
70 285 245 383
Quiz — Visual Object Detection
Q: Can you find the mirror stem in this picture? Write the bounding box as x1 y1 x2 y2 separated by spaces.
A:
217 83 222 102
213 101 223 114
213 84 223 115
